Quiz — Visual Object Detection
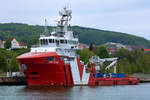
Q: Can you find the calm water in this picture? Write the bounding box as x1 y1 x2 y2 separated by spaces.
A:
0 83 150 100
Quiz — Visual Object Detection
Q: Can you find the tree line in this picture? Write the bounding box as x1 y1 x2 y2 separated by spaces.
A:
1 23 150 48
77 45 150 74
0 48 29 73
0 44 150 74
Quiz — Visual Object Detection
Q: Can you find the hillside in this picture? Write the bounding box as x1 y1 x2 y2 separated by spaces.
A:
0 23 150 47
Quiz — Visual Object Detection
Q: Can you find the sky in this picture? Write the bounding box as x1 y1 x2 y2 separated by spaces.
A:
0 0 150 40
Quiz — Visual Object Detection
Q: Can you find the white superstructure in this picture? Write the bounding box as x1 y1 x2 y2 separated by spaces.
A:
31 7 79 57
31 7 90 85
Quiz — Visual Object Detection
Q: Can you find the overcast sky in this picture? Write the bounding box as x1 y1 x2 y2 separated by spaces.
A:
0 0 150 40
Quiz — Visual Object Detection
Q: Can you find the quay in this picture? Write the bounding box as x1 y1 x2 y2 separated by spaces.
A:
0 77 27 85
133 73 150 83
0 77 149 86
140 79 150 83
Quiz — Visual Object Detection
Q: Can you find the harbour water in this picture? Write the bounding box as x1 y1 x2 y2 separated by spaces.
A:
0 83 150 100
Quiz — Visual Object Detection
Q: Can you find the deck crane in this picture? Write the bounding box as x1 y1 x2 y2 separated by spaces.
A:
89 56 118 73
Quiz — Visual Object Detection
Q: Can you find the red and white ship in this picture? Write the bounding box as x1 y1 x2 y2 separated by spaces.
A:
17 7 139 86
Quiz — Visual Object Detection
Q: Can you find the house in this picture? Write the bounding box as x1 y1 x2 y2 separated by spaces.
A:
78 43 88 49
104 42 126 54
7 38 27 49
104 42 135 54
104 42 126 49
0 40 4 48
107 48 118 55
18 42 27 48
126 45 133 51
143 48 150 55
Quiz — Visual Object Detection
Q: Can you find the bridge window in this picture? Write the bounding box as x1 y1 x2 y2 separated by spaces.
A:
40 39 49 45
40 39 43 45
60 57 65 61
60 39 64 44
49 39 52 43
65 40 67 44
56 40 59 45
43 39 45 45
60 57 68 61
68 40 71 44
45 39 48 45
46 56 55 61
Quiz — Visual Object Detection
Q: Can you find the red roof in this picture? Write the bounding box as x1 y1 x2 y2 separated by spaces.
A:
107 48 118 51
19 42 27 46
78 43 87 49
6 38 27 46
143 48 150 52
7 38 14 41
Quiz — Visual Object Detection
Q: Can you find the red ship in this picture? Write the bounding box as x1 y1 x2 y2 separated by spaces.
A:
17 7 139 86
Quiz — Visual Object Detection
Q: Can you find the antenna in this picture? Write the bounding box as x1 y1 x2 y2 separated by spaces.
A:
66 0 71 9
44 18 49 35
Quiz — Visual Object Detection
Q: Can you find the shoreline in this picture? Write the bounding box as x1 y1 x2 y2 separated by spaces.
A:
0 76 149 86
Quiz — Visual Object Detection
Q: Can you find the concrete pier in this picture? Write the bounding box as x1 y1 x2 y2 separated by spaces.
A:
140 79 150 83
132 73 150 83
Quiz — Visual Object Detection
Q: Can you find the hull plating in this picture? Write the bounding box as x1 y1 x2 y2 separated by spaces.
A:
17 52 74 86
17 52 139 86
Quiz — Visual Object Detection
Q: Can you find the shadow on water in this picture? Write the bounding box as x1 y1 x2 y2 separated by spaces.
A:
0 84 150 100
19 85 103 100
25 86 73 92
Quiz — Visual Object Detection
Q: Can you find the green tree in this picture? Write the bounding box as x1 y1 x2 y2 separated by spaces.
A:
114 49 150 74
10 56 19 72
4 40 11 49
89 43 93 51
97 46 109 58
0 54 7 72
115 48 129 59
135 51 150 73
77 48 94 64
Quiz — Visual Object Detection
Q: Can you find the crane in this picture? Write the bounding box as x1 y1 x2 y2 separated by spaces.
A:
89 55 118 73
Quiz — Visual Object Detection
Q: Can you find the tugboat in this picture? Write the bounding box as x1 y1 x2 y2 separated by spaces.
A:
17 7 139 86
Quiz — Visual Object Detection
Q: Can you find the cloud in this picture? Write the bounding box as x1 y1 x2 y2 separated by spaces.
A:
0 0 150 40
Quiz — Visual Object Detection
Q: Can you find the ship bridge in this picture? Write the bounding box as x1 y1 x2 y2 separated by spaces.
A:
31 7 79 57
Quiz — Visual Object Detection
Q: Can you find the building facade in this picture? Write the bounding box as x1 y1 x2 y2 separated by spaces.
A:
0 40 4 48
7 38 27 49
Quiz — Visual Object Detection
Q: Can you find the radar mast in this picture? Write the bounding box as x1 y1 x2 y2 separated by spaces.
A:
57 6 72 34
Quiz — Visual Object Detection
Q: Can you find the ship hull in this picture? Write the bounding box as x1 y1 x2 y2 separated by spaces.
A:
17 52 74 86
25 63 73 86
89 74 139 86
17 52 139 86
